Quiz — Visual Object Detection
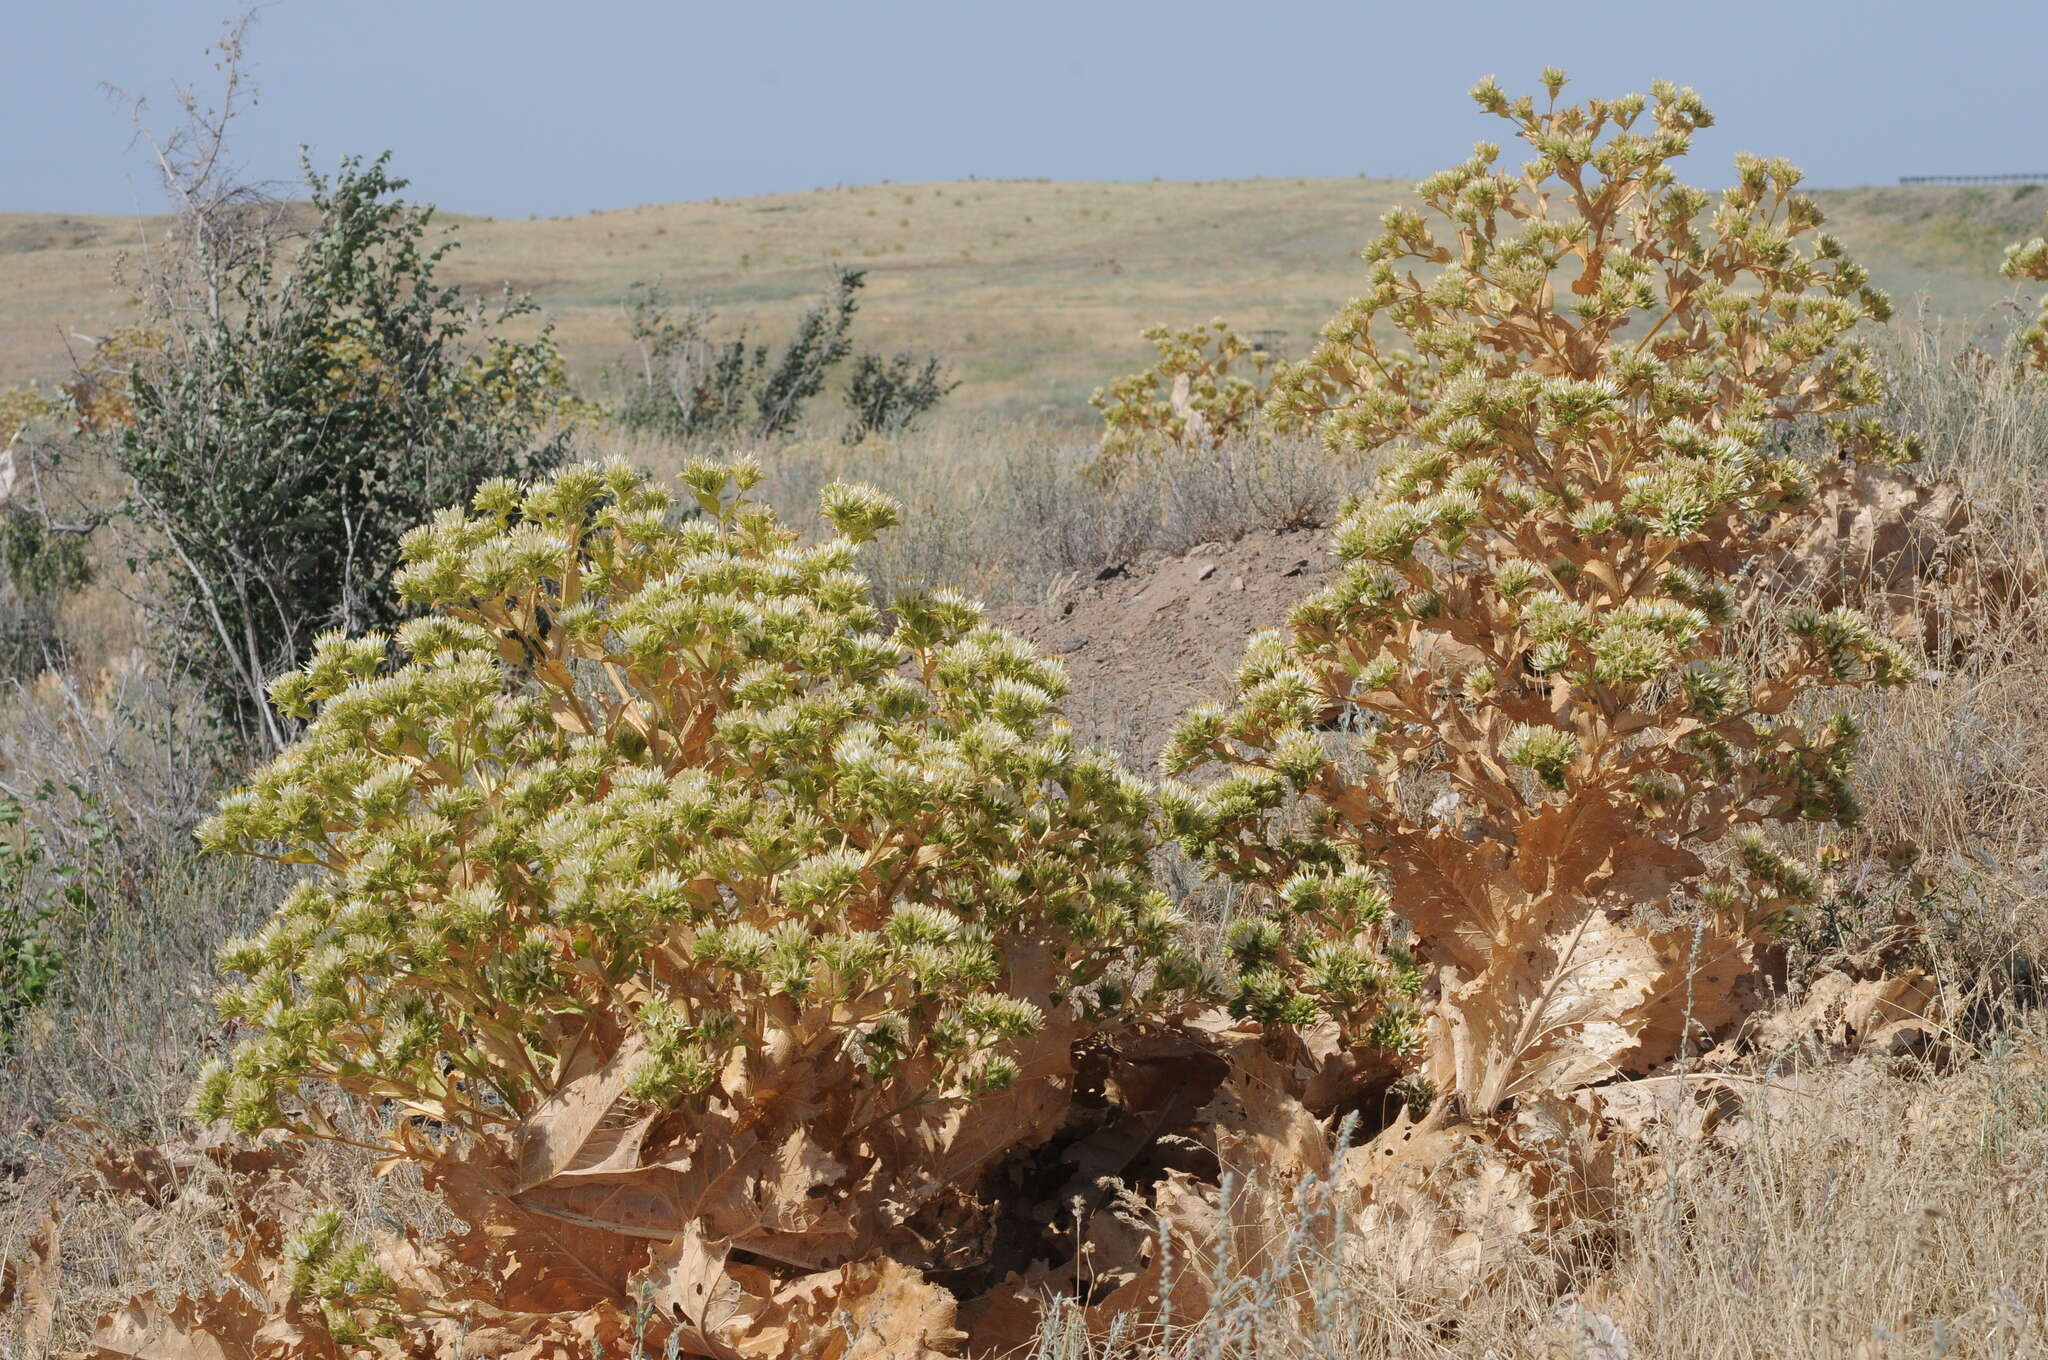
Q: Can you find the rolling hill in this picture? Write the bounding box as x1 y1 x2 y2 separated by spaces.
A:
4 176 2044 425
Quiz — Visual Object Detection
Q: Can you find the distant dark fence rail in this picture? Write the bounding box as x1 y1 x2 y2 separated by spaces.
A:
1898 173 2048 186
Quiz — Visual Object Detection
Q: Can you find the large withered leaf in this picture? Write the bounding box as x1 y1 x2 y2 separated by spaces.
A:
772 1256 962 1360
1200 1045 1332 1184
1323 1095 1622 1309
423 1147 648 1310
638 1222 760 1359
1772 465 1966 604
1743 967 1942 1061
1335 1124 1544 1305
729 1128 862 1267
510 1168 694 1240
513 1032 646 1191
1762 463 2037 651
0 1199 58 1352
639 1228 962 1360
1430 897 1762 1111
90 1293 269 1360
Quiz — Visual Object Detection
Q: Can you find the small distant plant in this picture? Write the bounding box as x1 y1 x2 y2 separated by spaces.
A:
2002 220 2048 371
61 324 171 434
616 272 859 438
0 802 63 1047
0 788 111 1048
189 461 1193 1351
1164 72 1919 1113
842 349 960 443
616 269 957 444
1091 319 1274 479
0 380 106 674
0 386 58 447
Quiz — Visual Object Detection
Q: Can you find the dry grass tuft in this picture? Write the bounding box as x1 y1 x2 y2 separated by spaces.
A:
603 419 1355 606
1024 1036 2048 1359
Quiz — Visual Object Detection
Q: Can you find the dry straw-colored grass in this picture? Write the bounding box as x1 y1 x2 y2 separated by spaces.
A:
5 178 2048 422
1023 1036 2048 1360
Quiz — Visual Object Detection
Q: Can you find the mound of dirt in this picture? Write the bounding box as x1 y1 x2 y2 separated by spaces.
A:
991 528 1330 763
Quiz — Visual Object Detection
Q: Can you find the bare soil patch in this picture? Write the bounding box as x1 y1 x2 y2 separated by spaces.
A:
991 527 1328 762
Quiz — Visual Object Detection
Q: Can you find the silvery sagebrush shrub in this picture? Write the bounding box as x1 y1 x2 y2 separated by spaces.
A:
1162 72 1921 1114
2003 218 2048 372
193 459 1196 1283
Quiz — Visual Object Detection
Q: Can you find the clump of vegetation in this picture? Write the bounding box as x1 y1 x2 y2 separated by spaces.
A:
112 154 578 752
2002 218 2048 371
0 801 68 1046
843 349 960 444
0 387 96 674
0 779 113 1053
616 269 957 444
1091 319 1274 478
13 47 2039 1360
176 460 1192 1352
1164 72 1919 1112
0 385 58 447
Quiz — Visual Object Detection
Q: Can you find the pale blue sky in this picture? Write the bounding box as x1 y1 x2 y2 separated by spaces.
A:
10 0 2046 217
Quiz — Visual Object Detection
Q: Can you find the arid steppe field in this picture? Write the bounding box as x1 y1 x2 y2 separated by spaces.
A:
6 176 2048 419
7 84 2048 1359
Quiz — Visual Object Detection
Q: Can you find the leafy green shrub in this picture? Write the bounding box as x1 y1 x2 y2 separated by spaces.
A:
194 461 1191 1320
1164 73 1919 1113
842 350 960 444
113 154 576 752
0 790 110 1049
0 391 96 676
0 830 62 1047
615 272 860 438
616 270 959 444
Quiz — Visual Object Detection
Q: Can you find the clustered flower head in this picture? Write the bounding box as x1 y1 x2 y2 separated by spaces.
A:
1164 73 1920 1109
2002 222 2048 372
195 459 1192 1180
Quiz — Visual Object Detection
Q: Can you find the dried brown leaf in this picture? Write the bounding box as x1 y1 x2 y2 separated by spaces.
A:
1 1198 59 1351
90 1293 267 1360
513 1031 648 1191
639 1223 758 1360
422 1147 649 1311
1764 463 2037 651
1745 968 1943 1061
639 1230 962 1360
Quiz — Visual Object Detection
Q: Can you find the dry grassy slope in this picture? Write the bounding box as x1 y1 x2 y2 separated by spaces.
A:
4 178 2045 421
